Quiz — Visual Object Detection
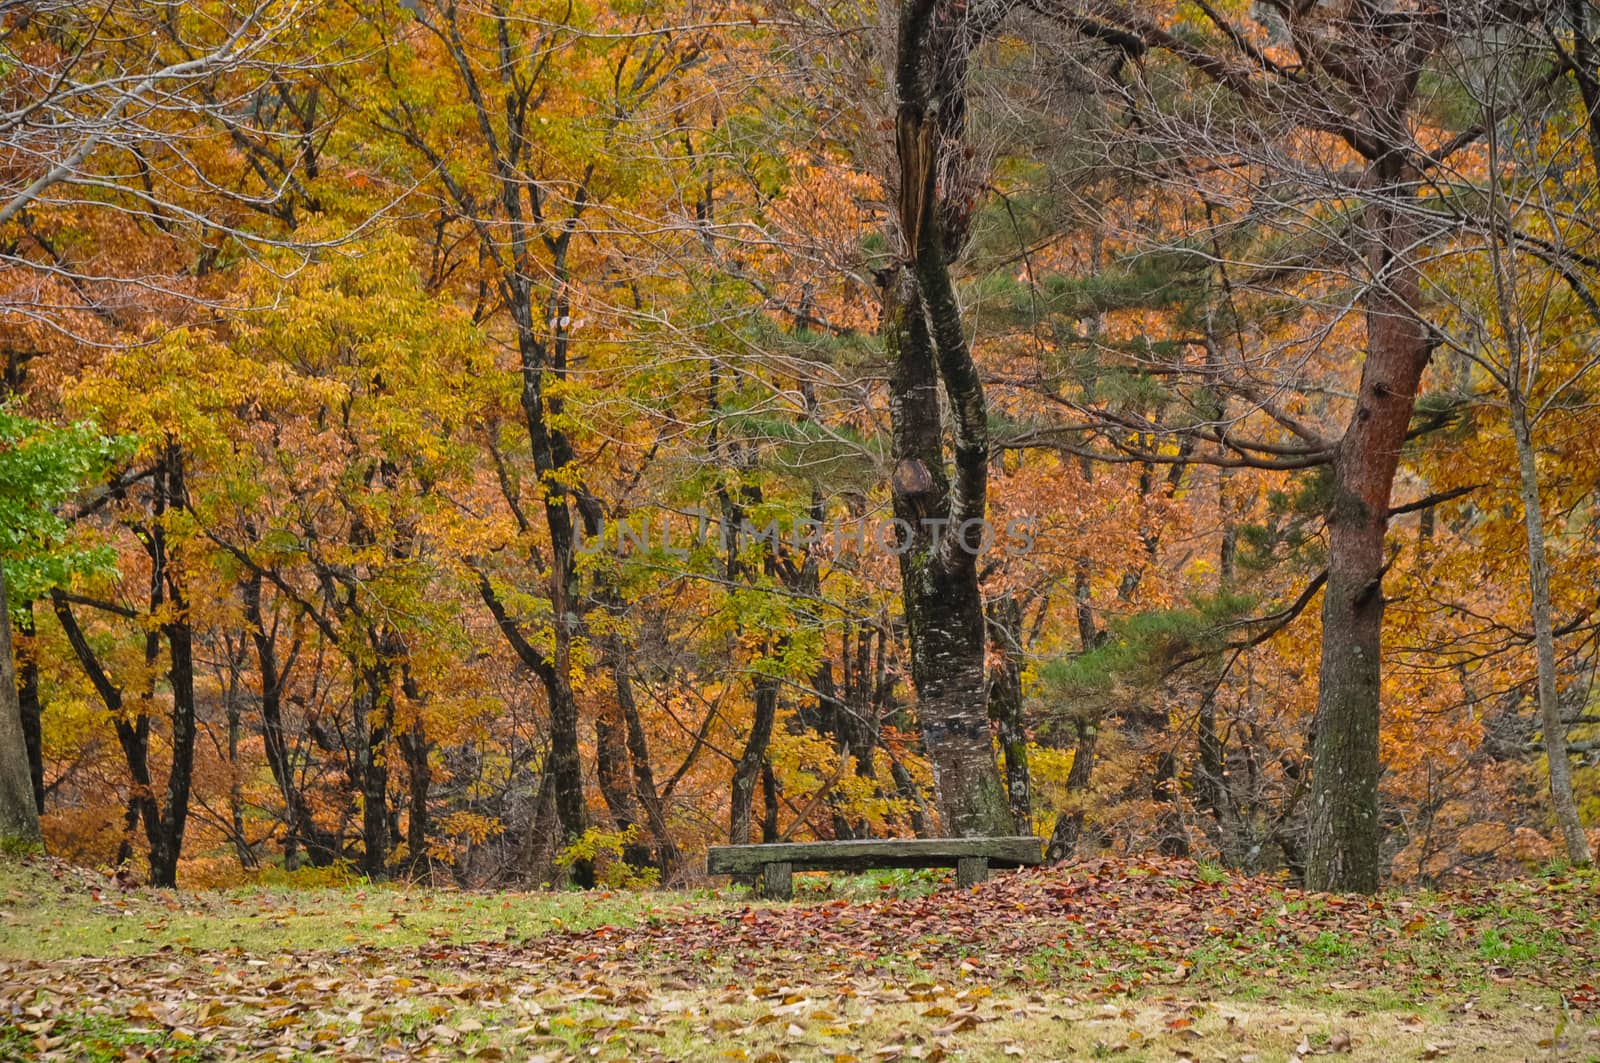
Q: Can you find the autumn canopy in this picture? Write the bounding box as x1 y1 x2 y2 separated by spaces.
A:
0 0 1596 897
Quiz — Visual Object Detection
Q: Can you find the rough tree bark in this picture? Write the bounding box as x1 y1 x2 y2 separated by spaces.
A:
1306 126 1432 893
882 0 1014 838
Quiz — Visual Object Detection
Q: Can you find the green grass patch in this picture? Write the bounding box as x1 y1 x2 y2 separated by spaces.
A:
0 857 727 961
2 1012 213 1062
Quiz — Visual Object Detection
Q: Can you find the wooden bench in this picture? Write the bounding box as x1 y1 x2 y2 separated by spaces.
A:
706 836 1044 899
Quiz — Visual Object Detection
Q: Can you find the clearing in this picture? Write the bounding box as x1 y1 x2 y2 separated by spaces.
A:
0 857 1596 1062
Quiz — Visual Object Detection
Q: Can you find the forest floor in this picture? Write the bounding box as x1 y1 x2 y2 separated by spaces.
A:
0 856 1596 1062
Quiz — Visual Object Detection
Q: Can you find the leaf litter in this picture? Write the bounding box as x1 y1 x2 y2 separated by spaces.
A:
2 857 1596 1060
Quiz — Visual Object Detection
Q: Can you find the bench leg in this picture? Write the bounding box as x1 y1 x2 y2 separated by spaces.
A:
761 861 793 900
956 856 988 888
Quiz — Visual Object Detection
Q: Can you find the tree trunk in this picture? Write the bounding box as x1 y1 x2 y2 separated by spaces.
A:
1047 716 1097 862
1306 142 1431 893
1568 0 1600 175
882 0 1012 839
401 724 431 871
476 571 589 884
411 2 596 887
899 546 1011 836
730 672 779 845
512 240 591 888
1511 403 1593 865
594 699 651 867
761 762 780 843
49 444 198 888
889 753 931 837
144 446 197 888
0 562 42 850
242 572 334 868
611 634 679 877
355 667 392 880
986 595 1032 832
51 592 160 871
542 556 590 887
16 605 43 815
149 583 195 888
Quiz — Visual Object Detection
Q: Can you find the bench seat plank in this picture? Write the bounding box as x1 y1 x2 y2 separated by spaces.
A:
707 836 1042 876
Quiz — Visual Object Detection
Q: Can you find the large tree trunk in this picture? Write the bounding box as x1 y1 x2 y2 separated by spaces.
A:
1512 393 1593 864
894 495 1011 837
1306 141 1431 893
0 562 42 850
882 0 1012 839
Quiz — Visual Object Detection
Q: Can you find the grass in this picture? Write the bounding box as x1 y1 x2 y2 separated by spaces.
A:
1 856 1597 1061
0 858 730 961
0 1013 213 1062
